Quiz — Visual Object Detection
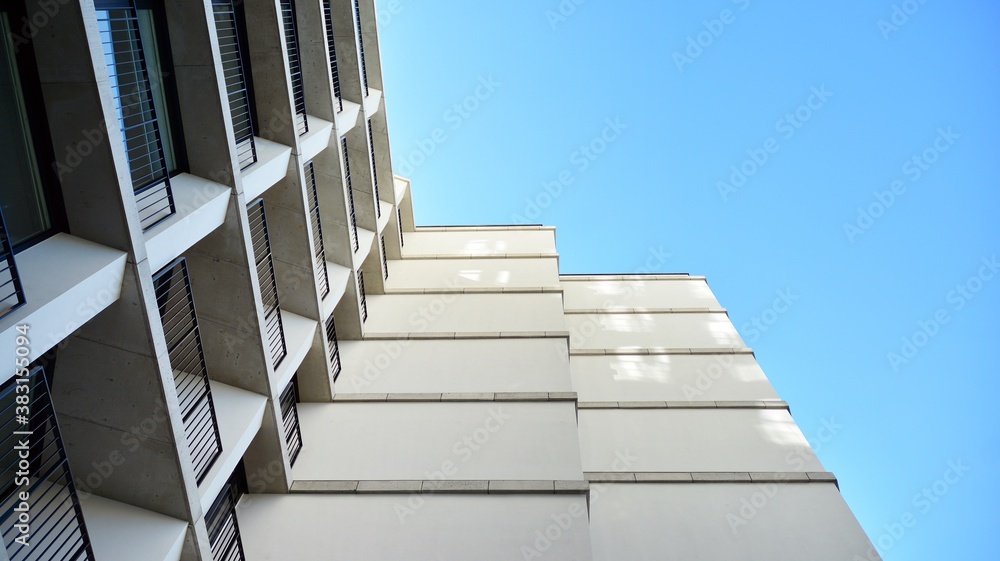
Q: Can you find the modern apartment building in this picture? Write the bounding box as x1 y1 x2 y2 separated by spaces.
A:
0 1 878 560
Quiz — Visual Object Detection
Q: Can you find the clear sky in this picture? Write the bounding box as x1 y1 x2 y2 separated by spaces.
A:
376 1 999 559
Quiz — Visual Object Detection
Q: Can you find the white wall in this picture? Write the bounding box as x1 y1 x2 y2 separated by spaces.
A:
384 257 560 289
238 494 593 561
578 409 822 472
401 229 556 256
336 339 572 393
570 354 778 402
561 278 720 310
566 313 746 349
365 293 566 334
589 483 876 561
296 402 584 480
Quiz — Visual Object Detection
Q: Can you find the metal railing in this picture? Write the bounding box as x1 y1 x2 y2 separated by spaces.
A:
324 313 341 381
367 118 380 218
380 234 388 280
1 366 96 561
353 0 369 97
206 482 245 561
357 270 367 323
322 0 343 112
247 199 287 369
279 0 308 136
153 258 222 484
0 208 25 319
305 163 330 300
342 138 359 252
278 379 303 465
212 0 257 170
97 3 175 231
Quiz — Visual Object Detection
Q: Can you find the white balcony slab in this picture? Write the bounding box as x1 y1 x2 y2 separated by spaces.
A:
400 230 557 258
376 201 393 233
198 381 267 513
321 261 352 318
335 100 361 135
294 401 583 481
393 175 408 204
0 234 126 383
241 137 292 201
238 494 592 561
144 173 230 272
336 339 572 394
82 495 187 561
571 354 779 402
562 277 722 310
589 484 875 561
578 408 823 473
274 309 318 392
363 88 382 118
299 116 334 162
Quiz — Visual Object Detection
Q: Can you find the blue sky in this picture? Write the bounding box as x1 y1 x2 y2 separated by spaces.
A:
377 1 999 559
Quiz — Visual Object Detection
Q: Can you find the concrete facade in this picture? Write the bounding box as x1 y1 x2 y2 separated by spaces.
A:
0 1 878 560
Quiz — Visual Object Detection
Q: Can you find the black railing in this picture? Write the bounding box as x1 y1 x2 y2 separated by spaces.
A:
153 259 222 484
397 208 404 247
206 482 245 561
324 313 341 381
342 138 359 252
380 235 388 280
212 0 257 170
367 119 380 218
353 0 369 97
322 0 343 112
0 208 25 319
278 378 303 465
1 366 96 561
279 0 308 136
247 199 287 369
97 3 175 231
357 270 367 323
305 163 330 300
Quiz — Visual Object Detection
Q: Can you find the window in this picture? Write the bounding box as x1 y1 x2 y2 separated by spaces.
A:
342 138 359 252
353 0 368 97
357 270 367 322
322 0 342 112
153 258 222 484
212 0 257 170
278 0 307 136
367 118 380 218
96 0 186 230
278 377 303 465
247 199 287 368
380 234 388 280
0 8 66 251
325 313 341 381
305 162 330 299
1 366 95 561
206 468 247 561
